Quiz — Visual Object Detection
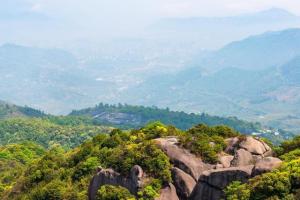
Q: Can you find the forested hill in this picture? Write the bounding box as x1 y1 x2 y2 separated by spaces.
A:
0 100 45 119
69 103 292 143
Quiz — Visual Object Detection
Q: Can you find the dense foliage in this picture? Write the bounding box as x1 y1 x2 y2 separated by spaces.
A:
0 142 45 197
4 122 180 200
96 185 135 200
0 118 112 149
181 124 239 163
225 135 300 200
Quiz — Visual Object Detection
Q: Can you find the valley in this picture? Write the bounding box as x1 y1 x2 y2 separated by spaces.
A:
1 28 300 134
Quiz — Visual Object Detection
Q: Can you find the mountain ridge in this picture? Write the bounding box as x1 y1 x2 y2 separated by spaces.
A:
0 100 45 119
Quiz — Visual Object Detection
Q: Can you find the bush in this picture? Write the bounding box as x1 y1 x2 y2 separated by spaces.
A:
281 136 300 154
225 181 250 200
29 179 66 200
72 157 99 181
96 185 135 200
180 124 231 163
138 179 161 200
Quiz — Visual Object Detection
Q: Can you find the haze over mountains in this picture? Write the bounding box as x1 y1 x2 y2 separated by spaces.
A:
1 8 300 133
151 8 300 49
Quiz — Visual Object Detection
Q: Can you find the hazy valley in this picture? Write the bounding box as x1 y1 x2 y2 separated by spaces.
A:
1 27 300 133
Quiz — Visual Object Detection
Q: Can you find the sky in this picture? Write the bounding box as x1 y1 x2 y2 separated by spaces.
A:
5 0 300 18
2 0 300 46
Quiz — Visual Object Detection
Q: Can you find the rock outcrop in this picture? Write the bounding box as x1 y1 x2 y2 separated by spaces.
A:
88 136 282 200
224 137 239 154
239 136 272 156
188 136 282 200
155 183 179 200
230 149 254 167
252 157 283 176
218 155 234 168
88 165 144 200
171 167 196 199
189 165 254 200
154 137 214 181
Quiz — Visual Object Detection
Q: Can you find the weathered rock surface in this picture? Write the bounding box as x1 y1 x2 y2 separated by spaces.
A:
263 149 273 157
155 183 179 200
171 167 196 199
224 137 239 154
219 155 234 168
88 165 144 200
200 165 253 189
154 137 214 180
231 149 254 167
88 136 282 200
189 165 254 200
239 136 271 155
252 157 283 176
189 181 223 200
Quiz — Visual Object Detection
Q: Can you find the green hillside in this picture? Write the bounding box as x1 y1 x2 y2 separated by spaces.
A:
0 117 112 149
69 103 293 144
0 101 45 119
0 142 46 197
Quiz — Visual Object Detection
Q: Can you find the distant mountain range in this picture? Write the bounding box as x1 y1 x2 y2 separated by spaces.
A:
192 28 300 71
1 28 300 133
121 29 300 133
151 8 300 49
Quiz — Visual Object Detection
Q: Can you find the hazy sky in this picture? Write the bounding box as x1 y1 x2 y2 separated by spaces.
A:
2 0 300 46
5 0 300 18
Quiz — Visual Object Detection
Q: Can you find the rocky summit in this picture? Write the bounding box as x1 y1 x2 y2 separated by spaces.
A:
88 136 282 200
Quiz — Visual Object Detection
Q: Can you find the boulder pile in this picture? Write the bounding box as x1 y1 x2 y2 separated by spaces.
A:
88 136 282 200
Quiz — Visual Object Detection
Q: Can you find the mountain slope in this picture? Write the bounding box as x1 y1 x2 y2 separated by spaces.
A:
0 100 45 119
280 56 300 84
151 8 300 49
115 29 300 133
194 28 300 71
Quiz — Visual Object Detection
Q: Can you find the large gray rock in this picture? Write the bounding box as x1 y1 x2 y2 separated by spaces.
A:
200 165 254 189
154 137 214 180
231 149 254 167
189 165 254 200
155 183 179 200
189 181 223 200
252 157 282 176
88 165 144 200
239 136 272 155
171 167 196 199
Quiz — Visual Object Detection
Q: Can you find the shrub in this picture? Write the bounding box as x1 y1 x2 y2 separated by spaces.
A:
96 185 135 200
225 181 250 200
